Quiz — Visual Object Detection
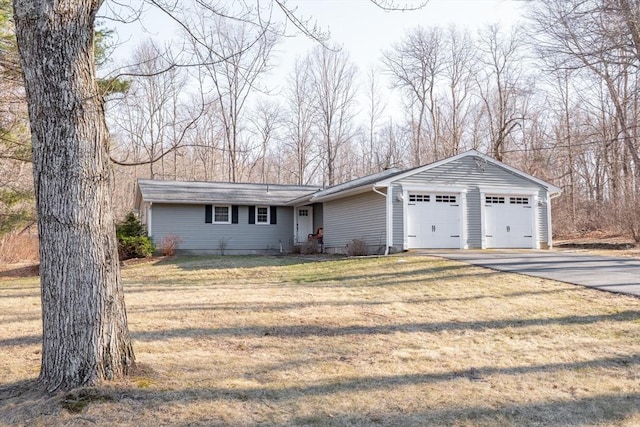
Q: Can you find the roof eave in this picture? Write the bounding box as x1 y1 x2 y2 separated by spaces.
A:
375 149 562 193
311 184 384 203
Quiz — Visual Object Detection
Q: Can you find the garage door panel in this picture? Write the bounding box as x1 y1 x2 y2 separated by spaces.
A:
407 192 461 249
484 195 533 248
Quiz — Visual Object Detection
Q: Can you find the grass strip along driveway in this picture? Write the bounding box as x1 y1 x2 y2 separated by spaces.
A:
1 255 639 426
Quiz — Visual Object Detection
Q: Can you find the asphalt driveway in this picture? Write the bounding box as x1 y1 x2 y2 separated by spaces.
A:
419 249 640 297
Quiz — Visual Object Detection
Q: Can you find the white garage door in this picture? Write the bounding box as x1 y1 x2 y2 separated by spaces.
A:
484 195 533 248
407 193 461 249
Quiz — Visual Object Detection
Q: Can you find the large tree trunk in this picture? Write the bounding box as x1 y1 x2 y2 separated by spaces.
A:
13 0 135 392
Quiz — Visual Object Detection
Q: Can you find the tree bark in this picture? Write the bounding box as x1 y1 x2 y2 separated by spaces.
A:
13 0 135 392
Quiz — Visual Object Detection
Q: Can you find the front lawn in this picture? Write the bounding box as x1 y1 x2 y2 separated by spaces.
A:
1 255 639 426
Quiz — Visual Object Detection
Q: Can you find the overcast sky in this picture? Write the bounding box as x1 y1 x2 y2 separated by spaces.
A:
107 0 524 68
105 0 526 118
277 0 524 70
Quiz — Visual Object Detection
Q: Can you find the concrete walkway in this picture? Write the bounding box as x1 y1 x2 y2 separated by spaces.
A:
418 249 640 297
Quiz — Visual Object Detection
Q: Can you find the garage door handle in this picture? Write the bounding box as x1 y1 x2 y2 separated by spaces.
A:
507 226 511 232
432 225 436 232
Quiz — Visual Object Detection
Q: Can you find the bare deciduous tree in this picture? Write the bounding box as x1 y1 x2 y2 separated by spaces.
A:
383 26 445 165
189 11 278 182
440 26 476 156
111 40 192 179
476 24 527 161
362 65 387 173
309 45 358 185
530 0 640 239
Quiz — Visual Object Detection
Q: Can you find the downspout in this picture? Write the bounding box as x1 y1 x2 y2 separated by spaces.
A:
372 186 391 255
147 202 153 238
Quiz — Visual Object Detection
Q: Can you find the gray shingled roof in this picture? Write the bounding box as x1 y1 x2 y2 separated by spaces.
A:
310 168 403 200
137 180 321 206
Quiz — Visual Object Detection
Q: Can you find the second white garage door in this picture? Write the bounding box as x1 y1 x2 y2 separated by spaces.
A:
407 193 462 249
484 195 534 248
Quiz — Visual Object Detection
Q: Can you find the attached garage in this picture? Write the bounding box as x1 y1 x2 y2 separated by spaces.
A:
377 151 561 252
406 192 464 249
304 150 561 254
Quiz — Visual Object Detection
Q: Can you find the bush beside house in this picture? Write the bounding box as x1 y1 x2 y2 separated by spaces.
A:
116 213 154 260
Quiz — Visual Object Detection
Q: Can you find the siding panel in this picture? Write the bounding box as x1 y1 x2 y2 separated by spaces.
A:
151 203 295 254
392 184 404 249
324 191 387 253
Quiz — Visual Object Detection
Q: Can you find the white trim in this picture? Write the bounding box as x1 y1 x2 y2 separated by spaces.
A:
532 194 540 249
460 192 468 249
294 206 314 243
213 205 232 224
479 186 539 196
311 185 375 202
375 150 562 195
546 192 553 248
255 206 270 225
147 202 152 237
402 185 467 249
387 188 394 252
403 189 409 250
402 184 468 194
480 192 538 249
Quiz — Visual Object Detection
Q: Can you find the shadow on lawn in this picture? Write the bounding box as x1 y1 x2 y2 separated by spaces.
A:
129 310 640 342
2 356 638 426
6 310 637 351
289 393 640 426
125 285 580 316
122 264 479 292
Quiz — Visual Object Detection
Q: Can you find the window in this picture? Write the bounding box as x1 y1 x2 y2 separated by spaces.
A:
510 197 529 205
409 194 430 203
298 209 309 217
214 206 230 223
486 196 505 204
206 205 237 224
256 206 269 224
249 205 277 225
435 195 456 203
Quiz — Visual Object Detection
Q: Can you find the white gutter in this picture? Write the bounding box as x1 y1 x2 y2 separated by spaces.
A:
372 185 391 255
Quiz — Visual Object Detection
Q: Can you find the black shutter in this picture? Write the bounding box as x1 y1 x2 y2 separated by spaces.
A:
270 206 277 224
205 205 212 223
232 205 239 224
248 205 255 224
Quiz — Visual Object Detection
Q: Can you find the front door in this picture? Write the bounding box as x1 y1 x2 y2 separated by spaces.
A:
295 206 314 243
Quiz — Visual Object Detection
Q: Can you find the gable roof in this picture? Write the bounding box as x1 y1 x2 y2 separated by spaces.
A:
137 179 320 206
135 151 561 208
374 150 562 194
309 168 403 202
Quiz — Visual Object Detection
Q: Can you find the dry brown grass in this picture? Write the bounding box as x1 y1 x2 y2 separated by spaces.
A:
1 255 639 426
0 233 39 265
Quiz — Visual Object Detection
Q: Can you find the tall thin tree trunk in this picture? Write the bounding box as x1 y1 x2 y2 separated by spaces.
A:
13 0 135 392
